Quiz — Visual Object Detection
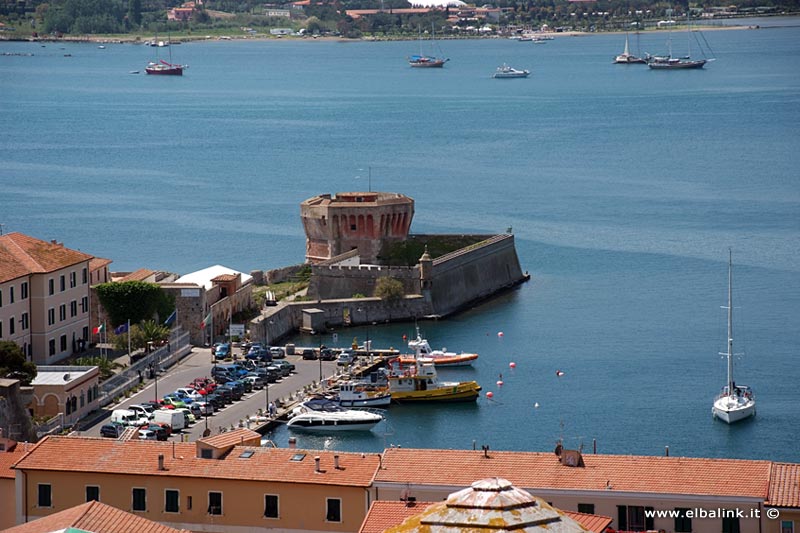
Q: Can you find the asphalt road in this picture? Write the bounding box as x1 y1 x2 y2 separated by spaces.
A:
79 346 343 441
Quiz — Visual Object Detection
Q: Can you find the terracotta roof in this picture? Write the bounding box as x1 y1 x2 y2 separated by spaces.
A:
13 436 380 487
2 500 190 533
198 428 261 449
0 232 93 283
361 501 611 533
88 257 112 271
0 446 27 479
117 268 155 282
768 462 800 508
211 273 238 282
374 449 772 499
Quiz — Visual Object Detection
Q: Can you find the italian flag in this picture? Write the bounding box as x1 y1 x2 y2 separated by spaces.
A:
92 324 105 335
200 313 211 329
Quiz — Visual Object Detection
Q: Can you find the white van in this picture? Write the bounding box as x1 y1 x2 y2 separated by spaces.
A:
153 409 186 431
128 404 154 420
111 409 147 427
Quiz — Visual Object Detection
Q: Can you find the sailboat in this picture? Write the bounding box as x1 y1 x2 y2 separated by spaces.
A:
408 24 448 68
648 11 711 69
145 32 186 76
614 33 646 64
711 250 756 424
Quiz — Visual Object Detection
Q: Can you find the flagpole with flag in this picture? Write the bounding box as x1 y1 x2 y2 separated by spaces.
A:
127 319 131 360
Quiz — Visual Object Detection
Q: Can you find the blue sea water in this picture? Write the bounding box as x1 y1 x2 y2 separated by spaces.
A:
2 22 799 461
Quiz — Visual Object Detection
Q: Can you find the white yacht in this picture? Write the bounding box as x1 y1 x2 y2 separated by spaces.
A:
493 64 530 79
712 251 756 424
287 398 384 431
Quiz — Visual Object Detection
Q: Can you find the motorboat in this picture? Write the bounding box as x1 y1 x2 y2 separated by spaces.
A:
492 64 530 79
336 380 392 408
386 357 481 402
287 398 384 431
397 327 479 367
712 251 756 424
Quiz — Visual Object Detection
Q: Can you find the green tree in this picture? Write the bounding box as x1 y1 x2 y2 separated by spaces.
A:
0 341 37 386
128 0 142 26
374 277 405 301
140 320 170 347
96 281 175 328
72 356 121 381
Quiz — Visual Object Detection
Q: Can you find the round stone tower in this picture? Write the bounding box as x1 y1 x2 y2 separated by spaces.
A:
300 192 415 264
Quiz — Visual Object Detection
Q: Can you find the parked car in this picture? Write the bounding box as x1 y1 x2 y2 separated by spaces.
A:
204 392 225 410
302 348 317 360
243 375 265 390
214 343 231 359
272 360 294 377
128 404 155 420
162 395 187 409
216 385 240 402
100 423 125 438
269 346 285 359
225 379 247 396
337 351 355 366
190 401 213 417
320 348 336 361
140 423 169 441
138 429 157 440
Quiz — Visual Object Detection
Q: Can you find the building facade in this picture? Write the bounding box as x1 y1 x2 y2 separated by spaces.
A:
12 433 380 532
28 366 100 427
0 233 94 364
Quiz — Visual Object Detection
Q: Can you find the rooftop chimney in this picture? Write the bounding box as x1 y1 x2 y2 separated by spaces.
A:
158 454 165 471
334 455 340 470
288 437 297 449
314 456 321 473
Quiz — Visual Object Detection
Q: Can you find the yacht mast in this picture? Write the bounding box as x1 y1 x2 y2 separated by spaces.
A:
725 249 734 395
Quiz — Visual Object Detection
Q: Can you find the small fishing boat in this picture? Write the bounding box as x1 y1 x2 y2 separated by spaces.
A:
287 398 384 432
386 357 481 402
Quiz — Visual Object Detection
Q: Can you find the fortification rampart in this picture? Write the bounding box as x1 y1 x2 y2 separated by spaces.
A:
307 263 419 301
251 296 429 345
428 234 526 317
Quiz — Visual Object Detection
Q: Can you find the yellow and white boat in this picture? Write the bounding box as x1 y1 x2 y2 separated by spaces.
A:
386 357 481 402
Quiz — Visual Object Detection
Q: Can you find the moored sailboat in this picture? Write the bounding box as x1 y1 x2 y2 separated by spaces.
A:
711 250 756 424
408 24 448 68
648 11 713 70
145 32 186 76
614 33 647 64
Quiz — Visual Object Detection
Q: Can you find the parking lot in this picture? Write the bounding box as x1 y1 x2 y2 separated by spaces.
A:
78 345 343 442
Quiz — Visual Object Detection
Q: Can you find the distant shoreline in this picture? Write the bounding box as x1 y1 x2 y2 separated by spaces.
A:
0 21 776 45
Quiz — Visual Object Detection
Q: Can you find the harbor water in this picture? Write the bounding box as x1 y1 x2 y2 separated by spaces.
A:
2 19 799 461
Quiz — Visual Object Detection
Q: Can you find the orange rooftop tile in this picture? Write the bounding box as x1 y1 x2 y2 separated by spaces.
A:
198 428 261 449
0 232 93 283
375 448 772 499
118 268 155 281
13 435 381 487
0 446 27 479
3 500 190 533
768 462 800 508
